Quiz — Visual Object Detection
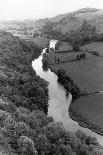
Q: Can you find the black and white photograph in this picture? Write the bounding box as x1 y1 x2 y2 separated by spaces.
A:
0 0 103 154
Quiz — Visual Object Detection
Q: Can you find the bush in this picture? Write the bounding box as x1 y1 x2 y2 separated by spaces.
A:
76 55 80 60
57 69 66 83
80 53 86 59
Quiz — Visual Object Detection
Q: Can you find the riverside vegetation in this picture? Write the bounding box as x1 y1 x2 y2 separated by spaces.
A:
0 30 102 155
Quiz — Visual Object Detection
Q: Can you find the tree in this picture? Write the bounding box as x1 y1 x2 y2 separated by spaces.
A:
72 36 80 51
76 55 80 60
35 134 51 154
58 58 60 64
82 20 89 31
18 136 37 155
59 144 74 155
42 53 49 70
57 69 66 81
80 53 86 59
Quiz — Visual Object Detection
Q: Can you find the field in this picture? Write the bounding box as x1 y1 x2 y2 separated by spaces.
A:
47 50 94 65
56 41 73 52
80 41 103 56
52 56 103 92
69 93 103 135
55 51 93 62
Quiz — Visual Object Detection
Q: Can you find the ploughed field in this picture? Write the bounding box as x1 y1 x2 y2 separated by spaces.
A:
51 56 103 92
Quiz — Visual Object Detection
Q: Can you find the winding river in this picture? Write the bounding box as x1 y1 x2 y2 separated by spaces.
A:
32 40 103 145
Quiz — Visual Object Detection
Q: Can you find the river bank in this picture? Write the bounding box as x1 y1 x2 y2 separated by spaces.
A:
32 39 103 149
48 64 83 101
44 40 103 139
48 60 103 137
69 106 103 136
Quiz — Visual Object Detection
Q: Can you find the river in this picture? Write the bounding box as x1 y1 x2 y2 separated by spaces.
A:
32 40 103 145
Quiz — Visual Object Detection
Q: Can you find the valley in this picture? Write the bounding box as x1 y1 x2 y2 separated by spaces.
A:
1 7 103 155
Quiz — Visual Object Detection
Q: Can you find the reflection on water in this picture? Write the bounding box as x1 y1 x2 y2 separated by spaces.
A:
32 40 103 145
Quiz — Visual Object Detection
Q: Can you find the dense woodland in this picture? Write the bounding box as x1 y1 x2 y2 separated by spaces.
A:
0 30 102 154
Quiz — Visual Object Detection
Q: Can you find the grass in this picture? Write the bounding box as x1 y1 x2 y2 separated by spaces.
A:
69 93 103 133
47 50 93 65
56 41 73 52
56 51 92 61
80 41 103 56
52 56 103 92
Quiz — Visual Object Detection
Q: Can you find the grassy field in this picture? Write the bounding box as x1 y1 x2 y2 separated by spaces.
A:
80 41 103 56
47 50 94 65
52 56 103 92
56 41 73 52
55 51 93 62
69 93 103 134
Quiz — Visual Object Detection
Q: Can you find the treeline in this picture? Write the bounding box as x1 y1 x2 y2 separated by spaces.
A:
65 33 103 51
0 31 102 154
57 69 82 101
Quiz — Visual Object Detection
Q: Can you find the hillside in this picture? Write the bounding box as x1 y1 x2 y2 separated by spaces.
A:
51 8 103 34
0 30 49 112
40 7 103 39
0 30 49 154
2 7 103 49
1 7 103 37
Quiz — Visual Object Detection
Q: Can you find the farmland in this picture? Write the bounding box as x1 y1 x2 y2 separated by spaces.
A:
51 56 103 92
80 41 103 56
48 45 103 135
69 92 103 135
55 41 73 52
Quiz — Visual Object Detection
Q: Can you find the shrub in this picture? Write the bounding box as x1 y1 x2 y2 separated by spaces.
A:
76 55 80 60
80 53 86 59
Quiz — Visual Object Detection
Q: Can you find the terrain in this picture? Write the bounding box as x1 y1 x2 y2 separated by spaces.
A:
2 7 103 46
69 93 103 135
0 30 102 154
41 8 103 140
44 38 103 137
80 41 103 56
50 56 103 92
1 7 103 154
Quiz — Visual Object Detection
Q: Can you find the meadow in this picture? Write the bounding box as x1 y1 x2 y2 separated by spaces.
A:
80 41 103 56
69 92 103 135
52 56 103 92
